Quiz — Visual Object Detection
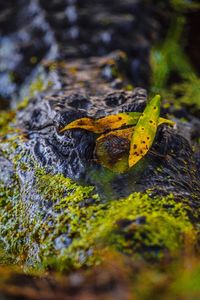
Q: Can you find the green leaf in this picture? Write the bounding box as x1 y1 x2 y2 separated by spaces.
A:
129 95 161 168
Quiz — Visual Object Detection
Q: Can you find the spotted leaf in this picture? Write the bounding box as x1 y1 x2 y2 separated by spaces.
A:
60 117 101 133
60 112 140 133
129 95 161 167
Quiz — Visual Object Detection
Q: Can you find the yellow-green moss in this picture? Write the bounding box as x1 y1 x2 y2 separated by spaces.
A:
0 179 28 265
24 169 195 271
17 64 54 111
0 111 16 132
56 194 194 270
0 151 197 272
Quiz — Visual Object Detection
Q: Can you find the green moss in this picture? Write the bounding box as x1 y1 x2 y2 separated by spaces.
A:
59 193 194 269
0 111 16 132
170 76 200 109
31 169 102 270
26 169 195 271
29 76 52 97
0 152 197 272
0 178 29 265
17 65 54 111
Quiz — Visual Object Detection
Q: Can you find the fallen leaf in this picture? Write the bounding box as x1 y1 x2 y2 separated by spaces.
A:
60 117 101 133
60 113 140 133
60 112 173 134
129 95 161 167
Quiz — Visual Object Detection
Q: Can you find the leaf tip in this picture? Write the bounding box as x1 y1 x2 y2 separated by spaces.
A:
154 94 161 102
128 154 142 168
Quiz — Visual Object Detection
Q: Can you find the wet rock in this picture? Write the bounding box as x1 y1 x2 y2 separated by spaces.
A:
2 52 200 200
0 53 200 270
18 90 200 203
0 0 56 106
0 0 170 105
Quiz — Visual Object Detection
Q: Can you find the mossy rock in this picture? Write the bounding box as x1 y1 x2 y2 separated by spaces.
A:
0 53 200 272
0 165 196 272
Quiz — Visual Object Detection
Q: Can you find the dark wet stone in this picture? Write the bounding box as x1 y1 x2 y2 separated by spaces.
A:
11 53 200 204
14 54 148 182
0 0 170 105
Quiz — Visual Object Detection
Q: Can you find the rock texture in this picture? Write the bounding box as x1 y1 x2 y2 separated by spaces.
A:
0 52 199 271
0 0 170 107
13 53 200 202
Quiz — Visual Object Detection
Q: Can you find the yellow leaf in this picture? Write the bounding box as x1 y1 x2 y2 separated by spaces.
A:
60 113 140 133
129 95 161 167
60 117 101 133
158 117 175 126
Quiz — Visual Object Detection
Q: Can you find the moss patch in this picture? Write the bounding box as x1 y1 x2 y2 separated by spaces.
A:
0 111 16 133
0 160 196 272
0 178 29 265
23 168 195 271
54 192 194 270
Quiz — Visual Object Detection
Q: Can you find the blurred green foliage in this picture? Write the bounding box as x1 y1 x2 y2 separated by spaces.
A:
150 5 200 109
